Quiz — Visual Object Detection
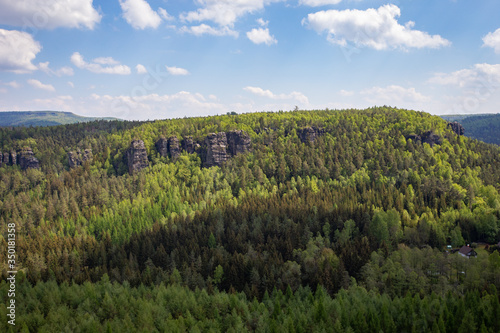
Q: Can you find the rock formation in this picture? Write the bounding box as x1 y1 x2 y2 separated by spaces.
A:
421 131 442 147
2 152 8 165
9 151 16 166
182 136 199 154
298 126 325 143
155 137 169 158
18 148 40 170
68 149 93 168
447 122 464 136
226 130 251 156
203 132 229 167
127 140 149 174
168 136 181 160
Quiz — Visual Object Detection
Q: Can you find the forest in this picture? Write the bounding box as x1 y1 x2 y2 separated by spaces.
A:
1 107 500 332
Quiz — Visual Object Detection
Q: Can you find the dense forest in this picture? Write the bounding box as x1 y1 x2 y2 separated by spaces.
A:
1 107 500 332
0 111 119 128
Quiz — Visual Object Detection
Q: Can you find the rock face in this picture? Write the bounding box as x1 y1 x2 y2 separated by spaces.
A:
298 126 325 143
2 152 8 165
18 148 40 170
203 132 229 167
127 140 149 174
68 149 93 168
421 131 442 147
182 136 199 154
155 137 169 158
447 122 464 136
168 136 181 160
226 130 251 156
9 151 17 165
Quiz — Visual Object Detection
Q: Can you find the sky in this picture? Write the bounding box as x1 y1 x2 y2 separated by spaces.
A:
0 0 499 121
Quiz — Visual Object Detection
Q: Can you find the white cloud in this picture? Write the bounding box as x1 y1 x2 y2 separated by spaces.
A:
0 0 101 30
158 8 174 21
3 81 21 88
360 85 429 105
299 0 342 6
256 18 268 27
136 64 148 74
244 86 309 104
38 62 74 76
27 79 56 92
119 0 162 29
71 52 131 75
93 57 120 65
67 81 74 88
303 4 450 50
483 28 500 54
429 63 500 88
166 66 189 76
180 0 280 27
180 24 238 37
247 28 277 45
0 29 41 73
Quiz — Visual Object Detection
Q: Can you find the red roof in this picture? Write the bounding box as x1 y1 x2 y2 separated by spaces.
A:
459 246 475 256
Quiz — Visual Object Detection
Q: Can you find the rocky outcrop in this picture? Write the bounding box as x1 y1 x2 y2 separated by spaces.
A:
68 149 93 168
168 136 181 160
182 136 199 154
203 132 229 167
2 152 8 165
127 140 149 174
18 148 40 170
226 130 251 156
9 151 17 166
447 122 464 136
421 131 442 147
298 126 325 143
155 137 169 158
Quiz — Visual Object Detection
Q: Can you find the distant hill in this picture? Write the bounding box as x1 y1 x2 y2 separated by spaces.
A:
0 111 119 127
441 113 500 145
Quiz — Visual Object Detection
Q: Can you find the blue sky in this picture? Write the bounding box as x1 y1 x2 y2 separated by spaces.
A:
0 0 499 120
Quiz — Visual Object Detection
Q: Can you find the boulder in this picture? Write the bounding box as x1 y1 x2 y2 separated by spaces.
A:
18 148 40 170
203 132 228 167
226 130 251 156
127 140 149 174
447 122 464 136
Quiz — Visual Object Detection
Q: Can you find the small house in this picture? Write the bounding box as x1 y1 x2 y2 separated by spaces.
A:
458 245 477 258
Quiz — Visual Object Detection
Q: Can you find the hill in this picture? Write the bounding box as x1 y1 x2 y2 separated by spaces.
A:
441 113 500 145
1 107 499 331
0 111 119 127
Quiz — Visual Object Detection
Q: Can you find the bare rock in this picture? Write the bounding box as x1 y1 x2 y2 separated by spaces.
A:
203 132 228 167
168 136 181 160
155 137 169 157
405 134 421 142
68 149 93 168
421 131 442 147
127 140 149 174
447 122 465 136
18 148 40 170
182 136 200 154
298 126 325 143
9 151 17 165
2 152 9 165
226 130 251 156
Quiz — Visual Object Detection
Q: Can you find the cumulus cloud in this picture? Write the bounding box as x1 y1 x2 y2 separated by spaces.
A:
166 66 189 75
0 0 101 30
71 52 131 75
27 79 56 92
0 29 41 73
136 64 148 74
360 85 429 105
244 86 309 104
119 0 162 29
179 24 238 37
339 89 354 96
483 28 500 54
247 28 277 45
38 62 74 76
299 0 342 6
303 4 450 50
180 0 277 27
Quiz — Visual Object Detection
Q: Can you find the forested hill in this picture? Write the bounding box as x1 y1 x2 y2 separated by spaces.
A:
0 111 119 127
441 113 500 145
1 107 500 332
